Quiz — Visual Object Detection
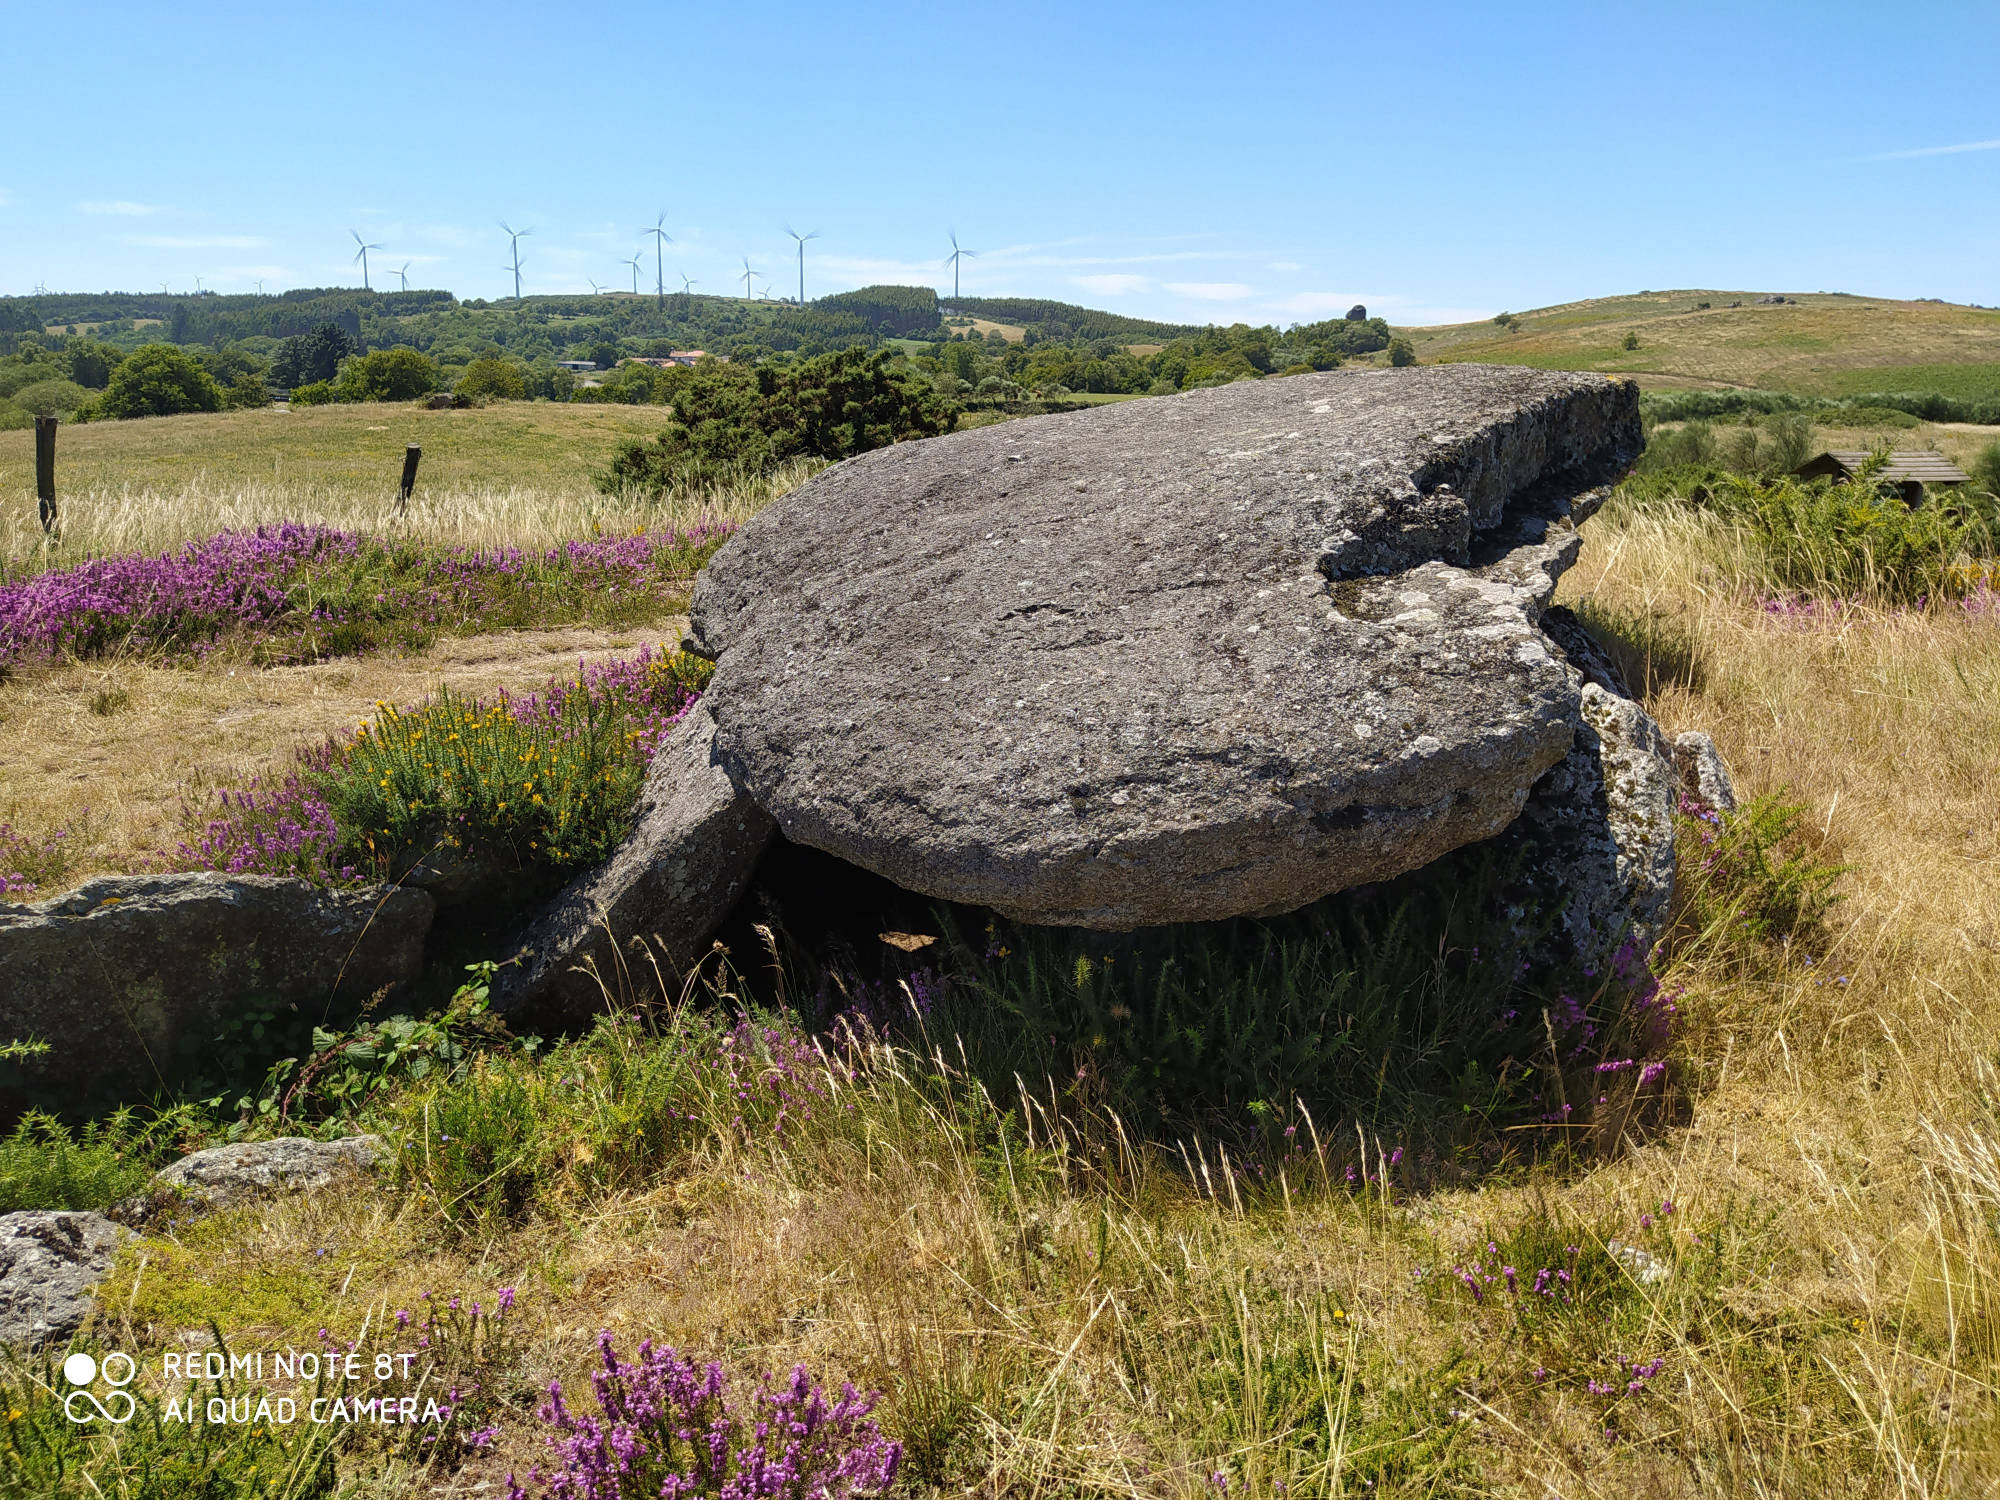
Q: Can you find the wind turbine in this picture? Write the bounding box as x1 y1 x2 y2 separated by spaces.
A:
254 279 265 295
623 253 643 294
679 272 696 295
642 212 671 309
351 229 383 290
740 257 758 301
944 230 976 302
392 263 411 293
587 278 604 295
499 222 533 301
785 225 820 305
193 275 205 293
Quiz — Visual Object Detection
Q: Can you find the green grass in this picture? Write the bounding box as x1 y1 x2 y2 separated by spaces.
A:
1803 361 2000 401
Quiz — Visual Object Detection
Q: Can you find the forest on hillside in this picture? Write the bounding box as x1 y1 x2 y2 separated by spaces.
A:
0 283 1401 426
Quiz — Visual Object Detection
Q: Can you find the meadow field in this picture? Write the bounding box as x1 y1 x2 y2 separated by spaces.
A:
2 394 1999 1496
1408 290 2000 396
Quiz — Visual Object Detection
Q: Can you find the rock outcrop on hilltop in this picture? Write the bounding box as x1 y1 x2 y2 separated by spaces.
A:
499 364 1727 1012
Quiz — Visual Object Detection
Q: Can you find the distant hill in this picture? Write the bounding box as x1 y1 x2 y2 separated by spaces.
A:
1405 290 2000 400
944 297 1203 343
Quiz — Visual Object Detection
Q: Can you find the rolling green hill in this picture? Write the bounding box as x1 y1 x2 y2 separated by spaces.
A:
1404 289 2000 398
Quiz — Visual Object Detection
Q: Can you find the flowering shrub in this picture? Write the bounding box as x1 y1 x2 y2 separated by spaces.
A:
507 1333 900 1500
0 522 730 667
0 819 72 901
169 646 710 885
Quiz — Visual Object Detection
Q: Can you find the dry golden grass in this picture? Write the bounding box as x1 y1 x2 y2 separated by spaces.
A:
0 623 686 885
58 492 2000 1494
0 402 813 569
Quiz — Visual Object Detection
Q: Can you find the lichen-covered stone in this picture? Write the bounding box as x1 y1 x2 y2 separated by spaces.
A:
688 364 1639 928
113 1136 386 1227
1674 731 1738 813
0 1212 127 1349
0 875 434 1111
1508 682 1679 962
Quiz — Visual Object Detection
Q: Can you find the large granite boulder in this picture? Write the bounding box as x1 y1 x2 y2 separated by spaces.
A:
0 1212 127 1349
492 701 775 1014
685 365 1641 928
0 875 434 1109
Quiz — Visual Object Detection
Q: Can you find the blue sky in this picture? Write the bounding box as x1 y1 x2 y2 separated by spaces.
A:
6 0 1999 327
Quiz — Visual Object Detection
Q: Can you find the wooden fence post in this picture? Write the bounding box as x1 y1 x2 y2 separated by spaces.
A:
398 445 421 516
34 415 57 536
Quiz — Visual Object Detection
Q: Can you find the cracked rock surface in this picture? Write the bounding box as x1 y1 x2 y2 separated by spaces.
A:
689 364 1640 927
0 1212 127 1349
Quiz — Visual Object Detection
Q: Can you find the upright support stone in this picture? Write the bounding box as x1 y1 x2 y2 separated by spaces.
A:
492 701 775 1018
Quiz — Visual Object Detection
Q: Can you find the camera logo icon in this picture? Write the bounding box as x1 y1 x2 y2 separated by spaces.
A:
63 1351 137 1424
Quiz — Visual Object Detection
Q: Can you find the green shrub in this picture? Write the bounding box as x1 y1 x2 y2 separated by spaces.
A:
1388 337 1416 367
333 346 439 402
0 1109 202 1211
321 652 709 880
454 354 528 402
0 398 30 431
99 343 223 419
222 370 270 409
8 377 89 418
1639 420 1719 472
598 347 958 493
1971 439 2000 496
288 379 336 406
1706 455 1995 603
1671 794 1845 960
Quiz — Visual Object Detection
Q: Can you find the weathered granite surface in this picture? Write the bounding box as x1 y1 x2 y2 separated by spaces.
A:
113 1135 387 1227
0 874 433 1107
0 1212 127 1349
492 702 775 1014
685 364 1641 927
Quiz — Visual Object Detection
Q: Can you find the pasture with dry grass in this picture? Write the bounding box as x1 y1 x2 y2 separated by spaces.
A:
5 399 2000 1497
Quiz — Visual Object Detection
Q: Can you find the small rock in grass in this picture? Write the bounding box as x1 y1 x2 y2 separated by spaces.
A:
1607 1238 1671 1284
1673 730 1738 814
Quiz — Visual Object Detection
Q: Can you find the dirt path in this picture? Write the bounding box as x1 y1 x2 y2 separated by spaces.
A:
0 621 686 888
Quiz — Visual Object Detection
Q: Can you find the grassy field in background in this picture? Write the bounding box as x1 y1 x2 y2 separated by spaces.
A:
0 403 818 570
0 400 672 508
1405 290 2000 395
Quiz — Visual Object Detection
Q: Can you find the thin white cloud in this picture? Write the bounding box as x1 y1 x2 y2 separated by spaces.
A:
1268 260 1302 272
130 233 270 249
0 189 13 208
1073 273 1150 297
1866 138 2000 161
1167 281 1254 301
80 200 162 217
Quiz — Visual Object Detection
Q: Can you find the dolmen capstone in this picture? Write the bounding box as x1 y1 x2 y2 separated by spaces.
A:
500 364 1717 1014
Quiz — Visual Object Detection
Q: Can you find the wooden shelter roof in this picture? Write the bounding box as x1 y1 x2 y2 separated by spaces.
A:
1796 450 1970 485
